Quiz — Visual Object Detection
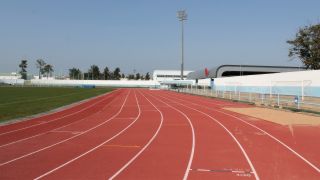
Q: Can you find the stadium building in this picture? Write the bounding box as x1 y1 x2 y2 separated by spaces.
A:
187 65 304 80
152 70 193 82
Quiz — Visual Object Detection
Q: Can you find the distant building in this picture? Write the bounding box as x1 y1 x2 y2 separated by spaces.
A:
187 65 305 80
34 75 56 80
0 72 21 79
0 72 24 85
152 70 193 82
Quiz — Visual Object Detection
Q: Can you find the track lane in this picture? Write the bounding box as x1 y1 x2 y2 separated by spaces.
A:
0 90 121 144
39 89 163 179
0 90 136 179
108 89 195 179
152 91 258 180
164 90 320 170
0 90 123 148
33 89 142 179
109 90 164 179
162 90 320 179
1 88 318 179
0 89 119 134
216 109 320 167
0 91 126 164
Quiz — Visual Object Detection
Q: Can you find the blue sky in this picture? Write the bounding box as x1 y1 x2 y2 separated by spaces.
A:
0 0 319 75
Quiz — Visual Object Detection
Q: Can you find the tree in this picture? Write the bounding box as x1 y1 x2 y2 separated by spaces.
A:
89 65 100 80
113 67 121 80
145 72 150 80
127 74 135 80
19 60 28 80
69 68 82 79
36 59 46 79
83 72 89 80
287 23 320 69
43 64 54 79
103 66 110 80
135 73 140 80
121 73 125 79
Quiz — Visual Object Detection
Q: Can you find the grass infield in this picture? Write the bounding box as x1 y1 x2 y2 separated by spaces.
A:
0 87 113 123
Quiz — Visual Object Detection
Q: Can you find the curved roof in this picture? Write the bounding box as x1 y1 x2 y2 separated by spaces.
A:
187 65 305 79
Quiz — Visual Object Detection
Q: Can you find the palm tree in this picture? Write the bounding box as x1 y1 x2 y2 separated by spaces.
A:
36 59 46 79
19 60 28 80
43 64 54 79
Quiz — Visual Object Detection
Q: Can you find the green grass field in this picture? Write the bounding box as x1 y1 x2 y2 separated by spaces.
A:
0 87 113 123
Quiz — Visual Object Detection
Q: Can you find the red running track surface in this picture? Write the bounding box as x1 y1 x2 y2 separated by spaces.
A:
0 89 319 179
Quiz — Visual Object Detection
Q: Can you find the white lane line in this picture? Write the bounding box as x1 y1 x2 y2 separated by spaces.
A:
216 109 320 173
168 92 320 173
34 90 142 180
0 90 118 136
108 90 164 180
157 94 260 180
0 94 121 148
0 90 130 167
148 92 196 180
197 169 211 172
190 168 253 174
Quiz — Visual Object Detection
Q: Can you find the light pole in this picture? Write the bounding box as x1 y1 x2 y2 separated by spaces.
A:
177 10 187 80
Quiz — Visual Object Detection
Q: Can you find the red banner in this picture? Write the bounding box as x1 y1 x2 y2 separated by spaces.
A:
204 68 209 77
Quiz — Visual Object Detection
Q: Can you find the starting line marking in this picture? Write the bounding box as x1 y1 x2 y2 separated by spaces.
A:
190 168 253 174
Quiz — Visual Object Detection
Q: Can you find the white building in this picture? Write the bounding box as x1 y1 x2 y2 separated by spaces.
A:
0 72 24 85
0 72 21 79
152 70 193 82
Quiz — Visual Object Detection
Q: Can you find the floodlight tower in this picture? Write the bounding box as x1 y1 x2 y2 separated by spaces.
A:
177 10 187 80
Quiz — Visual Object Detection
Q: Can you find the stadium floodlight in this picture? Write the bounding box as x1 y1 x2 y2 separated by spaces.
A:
177 10 187 80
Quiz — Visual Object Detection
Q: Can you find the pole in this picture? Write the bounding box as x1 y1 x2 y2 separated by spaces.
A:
301 81 304 101
181 19 184 80
177 10 187 80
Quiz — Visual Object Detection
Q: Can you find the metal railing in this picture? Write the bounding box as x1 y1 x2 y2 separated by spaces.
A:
173 87 320 113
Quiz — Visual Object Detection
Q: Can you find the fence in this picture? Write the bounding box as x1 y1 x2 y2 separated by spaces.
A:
29 79 160 88
175 86 320 113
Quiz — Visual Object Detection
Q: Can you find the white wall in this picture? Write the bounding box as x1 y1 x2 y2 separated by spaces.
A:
211 70 320 97
30 79 160 88
197 78 211 86
0 79 24 85
213 70 320 86
0 75 20 80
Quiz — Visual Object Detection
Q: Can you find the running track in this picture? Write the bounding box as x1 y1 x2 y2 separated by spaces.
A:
0 89 319 179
